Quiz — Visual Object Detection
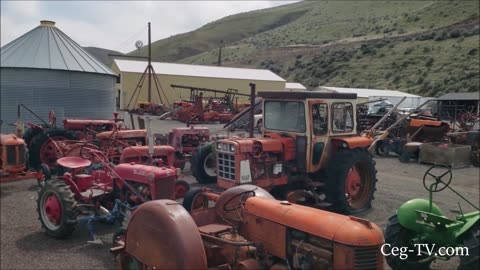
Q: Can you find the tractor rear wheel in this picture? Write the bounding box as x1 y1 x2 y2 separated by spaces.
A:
23 127 43 147
191 143 217 184
37 179 77 238
459 223 479 270
182 187 206 212
29 129 77 169
174 179 190 199
385 215 432 270
325 148 377 214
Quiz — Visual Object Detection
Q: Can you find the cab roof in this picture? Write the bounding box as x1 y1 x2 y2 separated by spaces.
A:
257 91 357 100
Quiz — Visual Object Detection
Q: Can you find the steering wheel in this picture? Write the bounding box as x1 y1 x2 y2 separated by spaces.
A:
80 144 106 163
423 165 452 192
223 191 255 212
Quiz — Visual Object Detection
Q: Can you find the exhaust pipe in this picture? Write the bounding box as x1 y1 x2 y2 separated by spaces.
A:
248 83 256 138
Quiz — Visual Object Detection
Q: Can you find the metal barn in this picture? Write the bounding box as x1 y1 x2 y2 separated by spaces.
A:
0 20 117 133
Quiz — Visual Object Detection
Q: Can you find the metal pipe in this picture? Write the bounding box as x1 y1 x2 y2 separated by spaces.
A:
147 22 152 103
170 84 250 97
249 83 256 138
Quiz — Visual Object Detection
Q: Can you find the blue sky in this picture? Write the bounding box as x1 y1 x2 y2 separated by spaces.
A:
1 1 297 53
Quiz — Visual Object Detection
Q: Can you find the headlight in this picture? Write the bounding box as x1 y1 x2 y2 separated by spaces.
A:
230 144 235 153
217 143 222 150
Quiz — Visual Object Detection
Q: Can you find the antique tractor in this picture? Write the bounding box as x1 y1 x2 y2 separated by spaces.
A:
111 185 385 269
0 133 50 183
37 145 189 243
192 91 377 214
129 102 165 116
384 165 479 269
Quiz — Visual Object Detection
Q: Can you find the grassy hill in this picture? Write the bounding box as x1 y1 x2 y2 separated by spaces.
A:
84 47 124 67
131 0 480 97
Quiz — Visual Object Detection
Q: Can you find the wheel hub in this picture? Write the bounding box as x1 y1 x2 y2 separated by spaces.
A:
175 185 187 198
44 194 62 225
346 166 362 198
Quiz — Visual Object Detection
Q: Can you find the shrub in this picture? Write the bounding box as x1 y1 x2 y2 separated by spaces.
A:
468 48 478 55
449 29 461 38
423 47 431 53
434 30 448 41
425 57 434 67
404 47 414 55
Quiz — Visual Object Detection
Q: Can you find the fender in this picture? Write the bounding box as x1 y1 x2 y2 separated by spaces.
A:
58 174 82 198
455 212 480 239
397 198 444 232
332 136 372 149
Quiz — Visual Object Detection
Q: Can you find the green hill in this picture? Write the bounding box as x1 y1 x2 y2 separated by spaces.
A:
131 0 480 97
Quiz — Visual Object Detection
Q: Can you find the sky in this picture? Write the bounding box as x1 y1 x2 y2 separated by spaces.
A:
1 1 297 53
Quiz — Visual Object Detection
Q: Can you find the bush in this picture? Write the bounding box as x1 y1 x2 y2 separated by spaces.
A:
425 57 434 67
423 47 431 53
449 29 461 38
468 48 478 55
404 47 414 55
434 30 448 41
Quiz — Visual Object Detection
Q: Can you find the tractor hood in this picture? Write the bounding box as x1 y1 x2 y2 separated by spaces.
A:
114 163 176 181
0 134 25 145
244 197 384 246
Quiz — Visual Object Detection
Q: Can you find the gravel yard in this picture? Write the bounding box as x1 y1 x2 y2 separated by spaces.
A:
1 121 479 269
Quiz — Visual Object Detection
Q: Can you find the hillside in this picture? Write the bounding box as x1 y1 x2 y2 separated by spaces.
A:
84 47 124 67
133 0 480 97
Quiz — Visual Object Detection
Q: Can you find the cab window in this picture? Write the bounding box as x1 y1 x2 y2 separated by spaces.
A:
332 102 354 132
264 101 306 133
312 103 328 135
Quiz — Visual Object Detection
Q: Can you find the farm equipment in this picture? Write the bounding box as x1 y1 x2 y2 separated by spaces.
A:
384 165 479 269
129 102 165 116
0 133 50 183
167 84 251 124
36 144 189 243
192 89 378 214
111 184 385 269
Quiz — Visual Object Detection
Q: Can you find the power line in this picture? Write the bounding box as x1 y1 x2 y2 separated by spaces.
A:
114 25 147 51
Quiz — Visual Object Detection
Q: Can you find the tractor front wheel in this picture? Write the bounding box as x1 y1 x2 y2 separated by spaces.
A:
191 143 217 184
325 148 377 214
37 179 77 238
385 215 432 270
459 223 479 270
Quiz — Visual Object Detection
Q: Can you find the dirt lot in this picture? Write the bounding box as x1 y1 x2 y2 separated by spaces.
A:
1 121 479 269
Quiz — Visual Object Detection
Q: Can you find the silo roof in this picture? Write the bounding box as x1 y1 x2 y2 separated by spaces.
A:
1 20 116 76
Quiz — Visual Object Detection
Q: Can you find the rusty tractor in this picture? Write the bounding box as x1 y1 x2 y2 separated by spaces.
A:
111 184 385 269
192 90 378 214
129 102 165 116
37 144 189 243
0 133 50 183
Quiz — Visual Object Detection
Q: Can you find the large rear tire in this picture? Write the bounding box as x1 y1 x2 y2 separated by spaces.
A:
191 143 217 184
459 223 479 270
325 148 377 214
29 129 77 169
37 179 77 238
385 215 432 270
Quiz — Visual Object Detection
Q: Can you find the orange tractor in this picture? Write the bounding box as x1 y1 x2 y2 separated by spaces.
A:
112 185 385 269
0 133 49 183
193 91 377 214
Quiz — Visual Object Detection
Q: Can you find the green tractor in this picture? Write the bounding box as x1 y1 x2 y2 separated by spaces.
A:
384 165 479 270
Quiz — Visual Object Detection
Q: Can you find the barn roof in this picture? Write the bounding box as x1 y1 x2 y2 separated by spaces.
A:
113 59 286 82
437 92 479 101
1 20 116 76
315 86 420 98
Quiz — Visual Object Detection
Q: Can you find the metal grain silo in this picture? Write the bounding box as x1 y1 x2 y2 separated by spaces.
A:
1 20 117 133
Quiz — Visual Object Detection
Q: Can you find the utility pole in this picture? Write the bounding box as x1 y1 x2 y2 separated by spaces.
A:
217 40 224 66
148 22 152 102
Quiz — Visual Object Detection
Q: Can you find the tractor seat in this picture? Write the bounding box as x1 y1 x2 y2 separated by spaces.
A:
57 157 92 169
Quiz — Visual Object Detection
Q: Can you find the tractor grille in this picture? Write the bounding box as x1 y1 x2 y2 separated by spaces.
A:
218 152 235 181
353 246 380 270
6 145 17 166
18 145 26 165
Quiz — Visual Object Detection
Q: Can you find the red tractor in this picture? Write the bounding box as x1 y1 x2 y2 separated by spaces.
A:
36 145 189 243
112 185 385 269
192 91 378 214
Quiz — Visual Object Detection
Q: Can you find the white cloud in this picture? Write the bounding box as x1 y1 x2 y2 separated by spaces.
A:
1 1 298 53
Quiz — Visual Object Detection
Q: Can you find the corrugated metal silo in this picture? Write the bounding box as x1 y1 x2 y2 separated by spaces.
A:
0 20 117 133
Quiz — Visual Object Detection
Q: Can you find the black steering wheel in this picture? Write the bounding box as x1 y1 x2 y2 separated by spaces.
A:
223 191 255 212
423 165 452 192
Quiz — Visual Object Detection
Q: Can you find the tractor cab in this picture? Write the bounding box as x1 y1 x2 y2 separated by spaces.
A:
259 91 371 172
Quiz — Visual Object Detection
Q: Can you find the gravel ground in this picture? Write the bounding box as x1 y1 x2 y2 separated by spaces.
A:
1 121 479 269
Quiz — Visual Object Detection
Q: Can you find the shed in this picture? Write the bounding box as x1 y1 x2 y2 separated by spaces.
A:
112 59 286 110
1 20 117 133
314 86 424 108
285 82 307 91
436 92 479 121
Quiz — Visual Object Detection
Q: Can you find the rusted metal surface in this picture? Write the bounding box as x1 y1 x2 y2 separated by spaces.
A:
124 200 207 269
